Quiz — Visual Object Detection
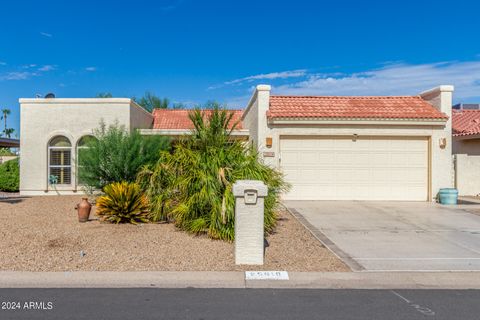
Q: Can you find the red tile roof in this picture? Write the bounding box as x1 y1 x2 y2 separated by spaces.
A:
452 110 480 137
152 109 244 130
267 96 448 120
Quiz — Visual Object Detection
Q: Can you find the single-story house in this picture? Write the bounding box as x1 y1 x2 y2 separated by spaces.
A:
19 84 454 201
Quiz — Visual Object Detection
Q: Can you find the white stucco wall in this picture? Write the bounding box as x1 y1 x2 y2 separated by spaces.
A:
419 86 455 197
242 85 454 201
454 154 480 196
19 98 153 196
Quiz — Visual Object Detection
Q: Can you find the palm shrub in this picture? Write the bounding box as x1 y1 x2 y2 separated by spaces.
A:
137 103 288 241
96 181 150 224
0 158 19 192
78 121 170 190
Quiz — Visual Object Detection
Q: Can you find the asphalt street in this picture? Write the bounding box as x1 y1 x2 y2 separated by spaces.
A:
1 288 479 319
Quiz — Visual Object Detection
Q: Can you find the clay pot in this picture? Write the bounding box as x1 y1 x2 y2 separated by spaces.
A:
75 198 92 222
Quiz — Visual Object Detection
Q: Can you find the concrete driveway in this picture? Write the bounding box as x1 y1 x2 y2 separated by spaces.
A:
285 201 480 271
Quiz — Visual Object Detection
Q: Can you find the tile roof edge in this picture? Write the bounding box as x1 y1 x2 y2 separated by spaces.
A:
269 95 422 99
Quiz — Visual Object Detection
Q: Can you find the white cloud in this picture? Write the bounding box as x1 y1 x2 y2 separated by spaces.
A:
21 64 37 69
0 61 6 66
274 61 480 100
85 67 96 72
0 63 56 80
209 69 307 90
38 65 56 72
40 32 53 38
0 71 37 80
225 69 307 85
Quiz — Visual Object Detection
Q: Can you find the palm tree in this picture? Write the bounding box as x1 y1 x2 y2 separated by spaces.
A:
3 128 14 138
1 108 10 134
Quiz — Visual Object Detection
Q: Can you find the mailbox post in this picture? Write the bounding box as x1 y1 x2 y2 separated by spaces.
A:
233 180 268 265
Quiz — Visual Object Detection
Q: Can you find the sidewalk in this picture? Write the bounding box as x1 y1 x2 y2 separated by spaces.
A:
2 271 480 289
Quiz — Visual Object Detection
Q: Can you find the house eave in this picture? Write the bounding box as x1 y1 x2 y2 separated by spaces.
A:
453 133 480 140
0 138 20 148
139 128 250 137
267 117 448 126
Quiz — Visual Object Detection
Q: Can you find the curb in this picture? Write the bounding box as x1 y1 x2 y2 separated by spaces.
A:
2 271 480 289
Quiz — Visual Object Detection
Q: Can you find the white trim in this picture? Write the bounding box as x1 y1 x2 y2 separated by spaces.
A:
242 84 270 121
420 85 455 97
19 98 132 104
453 133 480 140
139 128 250 136
268 118 447 126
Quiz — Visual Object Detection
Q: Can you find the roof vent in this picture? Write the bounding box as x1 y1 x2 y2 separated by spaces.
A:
45 93 56 99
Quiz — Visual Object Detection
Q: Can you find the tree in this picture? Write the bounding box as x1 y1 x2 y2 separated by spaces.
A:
1 108 11 135
172 102 186 109
137 103 289 241
134 92 170 112
3 128 14 138
96 92 113 98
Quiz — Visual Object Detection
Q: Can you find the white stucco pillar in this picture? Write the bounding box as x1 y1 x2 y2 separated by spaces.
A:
233 180 268 265
420 85 455 197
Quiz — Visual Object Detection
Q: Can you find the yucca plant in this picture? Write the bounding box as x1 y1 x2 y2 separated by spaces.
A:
96 181 150 224
137 102 288 241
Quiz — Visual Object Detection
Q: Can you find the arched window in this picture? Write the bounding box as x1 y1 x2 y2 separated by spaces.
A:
76 135 96 185
48 136 72 185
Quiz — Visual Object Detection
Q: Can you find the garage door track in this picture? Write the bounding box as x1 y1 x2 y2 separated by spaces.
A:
286 201 480 271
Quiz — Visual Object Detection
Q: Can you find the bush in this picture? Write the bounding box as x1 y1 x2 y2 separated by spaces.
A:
0 148 15 156
137 104 288 241
78 122 170 190
96 182 150 224
0 158 19 192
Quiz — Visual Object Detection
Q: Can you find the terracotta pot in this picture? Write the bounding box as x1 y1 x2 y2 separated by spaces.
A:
75 198 92 222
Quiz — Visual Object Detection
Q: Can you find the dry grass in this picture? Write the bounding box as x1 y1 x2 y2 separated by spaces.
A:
0 196 348 272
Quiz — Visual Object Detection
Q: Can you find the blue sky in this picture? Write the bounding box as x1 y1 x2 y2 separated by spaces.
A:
1 0 480 137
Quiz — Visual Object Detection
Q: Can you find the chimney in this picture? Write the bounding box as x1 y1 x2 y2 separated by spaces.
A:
419 85 454 118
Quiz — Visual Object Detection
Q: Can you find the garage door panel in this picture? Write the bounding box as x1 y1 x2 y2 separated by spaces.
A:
280 137 428 201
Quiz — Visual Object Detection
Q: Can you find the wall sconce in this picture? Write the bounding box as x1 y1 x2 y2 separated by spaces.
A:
439 137 447 149
266 137 273 148
352 134 358 142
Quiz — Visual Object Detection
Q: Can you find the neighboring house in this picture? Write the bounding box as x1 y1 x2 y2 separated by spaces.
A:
452 107 480 155
19 85 454 201
451 105 480 196
0 137 20 148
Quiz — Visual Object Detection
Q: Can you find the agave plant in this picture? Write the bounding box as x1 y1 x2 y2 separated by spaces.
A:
137 102 288 241
96 181 150 224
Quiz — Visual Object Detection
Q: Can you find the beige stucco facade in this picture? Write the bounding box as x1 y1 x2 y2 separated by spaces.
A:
453 135 480 155
19 85 455 201
19 98 152 196
242 85 454 201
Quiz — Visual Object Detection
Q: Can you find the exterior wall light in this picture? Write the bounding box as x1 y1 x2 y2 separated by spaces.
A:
439 137 447 149
352 134 358 142
266 137 273 148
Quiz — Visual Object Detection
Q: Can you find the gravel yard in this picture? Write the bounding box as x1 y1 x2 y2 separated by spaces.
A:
0 196 348 272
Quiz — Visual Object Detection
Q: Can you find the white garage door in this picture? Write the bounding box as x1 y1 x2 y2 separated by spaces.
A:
280 136 429 201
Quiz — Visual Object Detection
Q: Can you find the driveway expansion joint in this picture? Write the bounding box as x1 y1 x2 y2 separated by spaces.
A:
284 206 364 272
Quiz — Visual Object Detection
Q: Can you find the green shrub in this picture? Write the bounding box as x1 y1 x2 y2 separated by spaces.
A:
78 122 170 190
96 181 150 224
0 158 19 192
0 148 15 156
137 104 289 241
